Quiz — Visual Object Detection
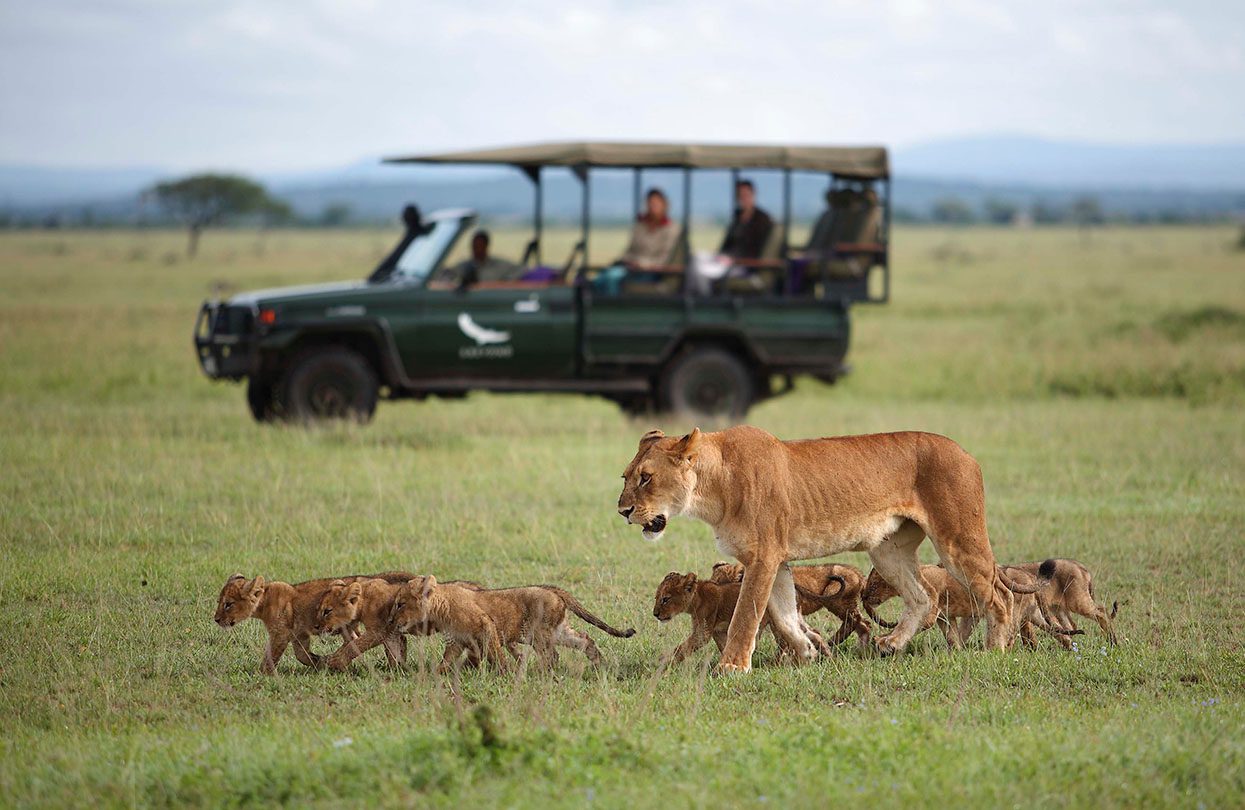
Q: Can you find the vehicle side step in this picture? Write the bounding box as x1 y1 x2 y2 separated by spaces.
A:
401 378 650 394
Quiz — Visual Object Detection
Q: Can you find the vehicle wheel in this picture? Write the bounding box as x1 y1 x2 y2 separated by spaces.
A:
246 377 277 422
279 347 378 424
658 347 755 419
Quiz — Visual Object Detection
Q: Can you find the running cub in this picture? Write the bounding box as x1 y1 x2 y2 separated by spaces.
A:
213 571 413 673
652 571 844 665
711 561 871 647
314 576 482 671
390 575 636 673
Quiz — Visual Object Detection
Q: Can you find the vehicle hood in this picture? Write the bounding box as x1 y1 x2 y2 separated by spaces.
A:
227 281 370 307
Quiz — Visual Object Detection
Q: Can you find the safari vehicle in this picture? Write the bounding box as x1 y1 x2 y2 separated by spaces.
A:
194 141 891 423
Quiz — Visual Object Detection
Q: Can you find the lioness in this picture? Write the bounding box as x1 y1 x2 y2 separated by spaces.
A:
618 426 1015 672
213 571 413 674
860 561 1073 649
313 577 483 671
1006 558 1119 645
390 576 636 673
652 571 844 664
711 561 872 647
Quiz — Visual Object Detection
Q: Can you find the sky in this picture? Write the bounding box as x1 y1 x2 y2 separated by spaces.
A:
1 0 1243 173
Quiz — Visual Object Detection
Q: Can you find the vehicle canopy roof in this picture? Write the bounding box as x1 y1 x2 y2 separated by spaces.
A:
386 141 888 179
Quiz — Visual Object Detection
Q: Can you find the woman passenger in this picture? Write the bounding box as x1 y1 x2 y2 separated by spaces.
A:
594 188 682 294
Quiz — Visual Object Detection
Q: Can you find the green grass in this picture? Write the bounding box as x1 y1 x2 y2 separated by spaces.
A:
1 225 1243 808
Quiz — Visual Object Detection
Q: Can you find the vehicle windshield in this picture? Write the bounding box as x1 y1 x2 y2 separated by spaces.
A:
389 218 463 283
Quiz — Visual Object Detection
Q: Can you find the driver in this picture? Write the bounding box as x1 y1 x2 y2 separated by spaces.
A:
438 230 518 288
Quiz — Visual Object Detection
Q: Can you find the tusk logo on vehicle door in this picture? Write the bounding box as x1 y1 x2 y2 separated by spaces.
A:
457 312 514 359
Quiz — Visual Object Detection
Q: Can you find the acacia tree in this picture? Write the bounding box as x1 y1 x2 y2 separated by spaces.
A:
148 174 285 258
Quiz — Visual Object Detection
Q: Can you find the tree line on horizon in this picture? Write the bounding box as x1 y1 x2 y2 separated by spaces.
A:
0 171 1241 247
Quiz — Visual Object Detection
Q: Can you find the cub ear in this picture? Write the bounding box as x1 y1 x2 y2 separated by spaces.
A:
638 429 665 449
420 575 437 598
329 579 347 589
227 572 246 584
247 575 265 595
682 573 698 592
672 427 701 463
346 581 364 603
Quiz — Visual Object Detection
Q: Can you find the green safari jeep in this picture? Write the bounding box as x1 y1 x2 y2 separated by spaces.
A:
194 141 891 422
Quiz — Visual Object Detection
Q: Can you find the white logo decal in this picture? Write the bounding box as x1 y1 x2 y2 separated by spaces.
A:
457 313 510 346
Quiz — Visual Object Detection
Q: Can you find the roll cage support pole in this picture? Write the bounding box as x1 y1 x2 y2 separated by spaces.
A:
520 164 542 266
573 163 590 270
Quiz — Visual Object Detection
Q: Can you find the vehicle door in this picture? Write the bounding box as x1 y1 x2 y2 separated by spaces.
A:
405 284 577 379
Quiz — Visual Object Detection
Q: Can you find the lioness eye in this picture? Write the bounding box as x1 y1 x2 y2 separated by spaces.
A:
640 472 652 486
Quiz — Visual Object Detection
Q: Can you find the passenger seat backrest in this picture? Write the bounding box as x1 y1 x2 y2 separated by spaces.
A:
760 223 785 261
664 226 687 267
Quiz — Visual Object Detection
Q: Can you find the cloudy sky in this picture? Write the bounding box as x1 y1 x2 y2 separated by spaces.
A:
1 0 1242 172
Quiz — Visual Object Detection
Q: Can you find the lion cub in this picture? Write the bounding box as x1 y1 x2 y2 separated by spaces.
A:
389 576 636 673
860 562 1067 649
314 576 482 671
213 571 413 674
1006 558 1119 645
652 571 844 665
711 561 872 647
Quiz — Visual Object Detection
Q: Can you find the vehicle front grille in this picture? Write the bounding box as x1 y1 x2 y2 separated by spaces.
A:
214 305 254 336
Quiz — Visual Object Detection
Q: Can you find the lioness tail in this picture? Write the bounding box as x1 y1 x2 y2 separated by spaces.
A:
540 586 636 638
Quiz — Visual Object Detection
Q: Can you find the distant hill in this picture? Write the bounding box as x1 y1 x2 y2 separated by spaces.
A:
0 164 165 207
3 135 1244 225
894 135 1245 190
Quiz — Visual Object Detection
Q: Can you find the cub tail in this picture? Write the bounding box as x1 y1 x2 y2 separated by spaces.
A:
862 601 898 629
794 575 848 605
542 586 636 638
999 559 1057 595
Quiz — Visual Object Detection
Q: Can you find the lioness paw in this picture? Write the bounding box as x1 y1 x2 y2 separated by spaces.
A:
715 660 752 675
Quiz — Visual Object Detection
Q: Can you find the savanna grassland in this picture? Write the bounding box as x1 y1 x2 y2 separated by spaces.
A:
1 224 1243 808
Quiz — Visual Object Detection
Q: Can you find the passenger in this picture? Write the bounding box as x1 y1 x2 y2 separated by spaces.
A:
593 187 682 295
438 230 518 288
619 188 681 270
719 180 773 260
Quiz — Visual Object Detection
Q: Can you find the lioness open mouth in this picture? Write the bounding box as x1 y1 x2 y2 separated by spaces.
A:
643 515 667 534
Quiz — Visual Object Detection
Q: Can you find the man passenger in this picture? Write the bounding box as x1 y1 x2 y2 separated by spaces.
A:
719 179 773 260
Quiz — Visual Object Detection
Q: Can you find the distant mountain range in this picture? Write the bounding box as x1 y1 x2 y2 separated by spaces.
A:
2 136 1243 224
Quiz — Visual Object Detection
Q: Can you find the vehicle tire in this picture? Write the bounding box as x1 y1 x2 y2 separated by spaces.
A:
246 377 277 422
658 347 755 420
279 346 378 424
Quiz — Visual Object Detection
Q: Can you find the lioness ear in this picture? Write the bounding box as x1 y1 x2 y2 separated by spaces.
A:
672 428 701 463
638 429 665 449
